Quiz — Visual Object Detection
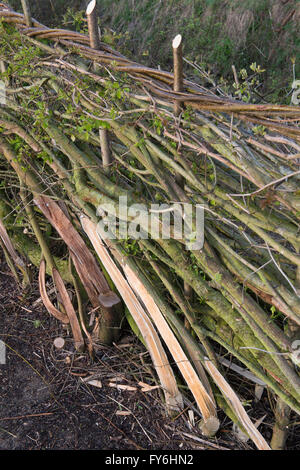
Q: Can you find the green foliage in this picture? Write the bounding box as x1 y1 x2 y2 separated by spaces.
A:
269 305 285 324
252 125 266 136
123 238 140 256
99 0 299 102
7 0 299 102
62 8 87 33
152 116 163 136
233 63 266 102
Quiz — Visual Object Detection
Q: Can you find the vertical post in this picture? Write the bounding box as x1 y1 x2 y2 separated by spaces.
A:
86 0 100 49
86 0 112 173
172 35 193 313
172 34 184 187
172 34 183 117
0 60 8 87
99 128 112 170
232 64 241 100
21 0 32 27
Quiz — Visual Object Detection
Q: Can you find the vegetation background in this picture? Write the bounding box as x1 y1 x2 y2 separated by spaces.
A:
0 1 299 451
8 0 300 102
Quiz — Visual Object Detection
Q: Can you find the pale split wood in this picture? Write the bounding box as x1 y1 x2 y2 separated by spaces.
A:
204 359 271 450
86 379 102 388
70 251 100 308
34 195 121 309
138 382 161 392
218 356 266 386
115 410 131 416
80 215 183 414
52 267 85 351
108 383 137 391
122 259 218 425
34 195 109 292
35 196 121 344
38 259 69 324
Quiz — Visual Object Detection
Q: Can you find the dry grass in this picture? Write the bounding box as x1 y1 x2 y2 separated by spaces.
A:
224 8 254 48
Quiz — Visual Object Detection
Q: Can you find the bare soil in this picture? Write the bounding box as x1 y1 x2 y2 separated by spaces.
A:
0 255 238 451
0 255 299 451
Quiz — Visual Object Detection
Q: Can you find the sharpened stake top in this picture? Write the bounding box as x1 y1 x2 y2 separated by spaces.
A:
86 0 100 49
172 34 182 50
86 0 97 16
21 0 32 27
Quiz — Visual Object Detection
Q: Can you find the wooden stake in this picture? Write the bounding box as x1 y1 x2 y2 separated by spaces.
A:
173 34 184 186
172 35 192 306
183 283 193 331
232 64 242 100
86 0 100 49
99 128 112 172
172 34 183 117
21 0 32 27
86 0 112 172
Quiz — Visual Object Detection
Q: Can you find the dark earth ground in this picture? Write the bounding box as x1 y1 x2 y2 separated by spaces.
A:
0 253 299 451
0 254 237 451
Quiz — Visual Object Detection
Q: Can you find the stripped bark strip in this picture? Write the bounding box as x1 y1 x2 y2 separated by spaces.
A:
81 215 183 415
34 195 119 301
204 359 271 450
34 195 122 344
52 267 84 351
122 259 218 427
38 259 69 324
70 251 100 308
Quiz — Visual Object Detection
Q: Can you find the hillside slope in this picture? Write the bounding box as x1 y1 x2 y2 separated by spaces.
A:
98 0 300 101
8 0 300 101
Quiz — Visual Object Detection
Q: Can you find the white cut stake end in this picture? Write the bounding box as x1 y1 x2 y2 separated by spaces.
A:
86 0 96 16
54 337 65 349
172 34 182 49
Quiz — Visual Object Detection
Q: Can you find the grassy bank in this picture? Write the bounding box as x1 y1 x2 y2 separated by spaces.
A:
8 0 300 101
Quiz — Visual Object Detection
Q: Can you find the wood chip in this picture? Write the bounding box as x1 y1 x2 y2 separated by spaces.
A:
138 382 160 392
109 376 125 383
115 410 132 416
108 383 137 391
255 384 265 401
53 337 65 349
87 380 102 389
188 410 195 427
